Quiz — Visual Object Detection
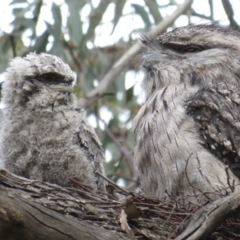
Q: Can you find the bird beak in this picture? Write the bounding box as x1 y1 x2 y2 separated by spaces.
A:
49 84 74 93
32 79 74 93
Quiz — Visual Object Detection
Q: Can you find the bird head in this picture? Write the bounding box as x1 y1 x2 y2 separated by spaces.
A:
141 24 240 99
2 53 75 109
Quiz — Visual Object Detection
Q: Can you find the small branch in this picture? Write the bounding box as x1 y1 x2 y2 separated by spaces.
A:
221 0 239 30
95 171 130 196
225 165 234 193
208 0 214 21
98 118 138 190
100 119 134 172
190 8 212 20
64 40 82 72
78 0 193 108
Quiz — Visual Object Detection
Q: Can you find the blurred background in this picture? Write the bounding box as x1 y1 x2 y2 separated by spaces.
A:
0 0 239 189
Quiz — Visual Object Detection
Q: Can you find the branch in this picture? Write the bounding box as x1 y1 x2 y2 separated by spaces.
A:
175 190 240 240
0 191 126 240
78 0 193 108
0 169 180 239
221 0 239 30
100 119 134 171
0 169 128 240
0 168 240 239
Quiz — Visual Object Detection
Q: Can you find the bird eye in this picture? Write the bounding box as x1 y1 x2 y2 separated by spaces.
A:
42 73 54 84
182 46 203 53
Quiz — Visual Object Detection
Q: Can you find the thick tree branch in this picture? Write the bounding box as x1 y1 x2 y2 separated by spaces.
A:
78 0 193 108
176 190 240 240
1 167 239 239
0 191 126 240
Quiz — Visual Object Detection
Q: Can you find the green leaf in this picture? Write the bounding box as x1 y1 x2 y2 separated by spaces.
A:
86 0 112 41
49 40 64 57
28 29 49 53
65 0 85 46
126 86 134 103
32 0 43 23
131 3 151 28
144 0 162 24
11 1 35 18
10 0 27 5
116 73 125 91
11 17 35 32
0 34 12 73
51 2 62 38
1 35 12 54
111 0 126 34
12 8 25 17
0 60 9 74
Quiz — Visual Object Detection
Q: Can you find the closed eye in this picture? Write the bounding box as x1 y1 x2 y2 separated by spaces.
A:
182 45 204 53
163 43 205 53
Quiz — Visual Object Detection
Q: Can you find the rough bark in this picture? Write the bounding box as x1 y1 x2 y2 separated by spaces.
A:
175 191 240 240
0 168 240 240
0 191 127 240
0 169 129 240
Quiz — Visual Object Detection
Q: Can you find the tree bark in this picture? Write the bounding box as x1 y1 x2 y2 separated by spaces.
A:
175 191 240 240
0 191 127 240
0 168 131 240
1 168 240 240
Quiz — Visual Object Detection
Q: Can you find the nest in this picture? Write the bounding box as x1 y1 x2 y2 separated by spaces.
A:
0 169 240 240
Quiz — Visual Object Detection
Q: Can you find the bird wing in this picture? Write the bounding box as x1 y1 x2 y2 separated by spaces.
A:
75 108 106 192
186 88 240 178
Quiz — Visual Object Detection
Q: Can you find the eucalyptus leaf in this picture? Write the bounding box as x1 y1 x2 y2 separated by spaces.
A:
86 0 111 41
51 3 62 38
0 35 11 73
49 40 64 57
28 29 49 53
111 0 126 34
10 0 27 5
11 17 35 31
126 86 134 103
131 3 151 29
144 0 162 24
65 0 84 46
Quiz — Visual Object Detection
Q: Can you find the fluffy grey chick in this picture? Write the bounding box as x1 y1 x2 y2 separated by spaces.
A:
133 24 240 203
0 52 106 192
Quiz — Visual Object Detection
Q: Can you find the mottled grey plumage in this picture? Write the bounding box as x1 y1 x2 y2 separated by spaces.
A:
0 53 106 192
133 25 240 203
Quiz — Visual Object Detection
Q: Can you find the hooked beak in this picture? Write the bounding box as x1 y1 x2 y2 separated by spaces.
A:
49 84 73 93
31 79 74 93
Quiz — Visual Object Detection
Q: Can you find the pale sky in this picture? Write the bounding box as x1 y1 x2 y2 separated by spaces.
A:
1 0 240 48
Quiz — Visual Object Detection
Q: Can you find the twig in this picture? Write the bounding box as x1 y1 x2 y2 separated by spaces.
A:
99 118 134 173
184 153 214 203
225 165 234 192
221 0 239 30
95 171 130 196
